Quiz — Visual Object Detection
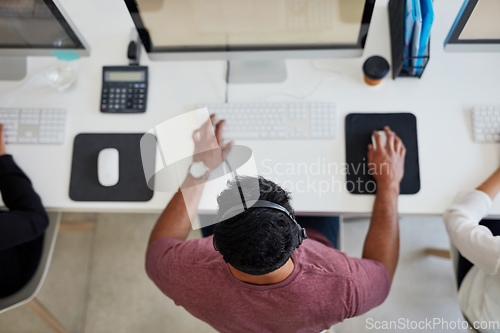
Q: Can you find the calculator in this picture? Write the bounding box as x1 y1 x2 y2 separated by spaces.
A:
100 66 148 113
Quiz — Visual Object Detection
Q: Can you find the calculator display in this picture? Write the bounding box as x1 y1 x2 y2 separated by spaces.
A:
105 71 145 82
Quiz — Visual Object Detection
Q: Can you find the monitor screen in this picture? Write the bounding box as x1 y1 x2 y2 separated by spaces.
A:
0 0 85 50
126 0 375 54
445 0 500 52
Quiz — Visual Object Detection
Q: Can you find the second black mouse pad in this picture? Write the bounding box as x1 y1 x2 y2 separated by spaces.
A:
69 133 154 201
345 113 420 195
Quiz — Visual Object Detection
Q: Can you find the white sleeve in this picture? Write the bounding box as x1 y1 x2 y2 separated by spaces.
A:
443 190 500 275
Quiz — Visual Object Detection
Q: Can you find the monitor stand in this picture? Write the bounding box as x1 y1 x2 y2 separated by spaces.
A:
0 57 27 80
228 60 287 84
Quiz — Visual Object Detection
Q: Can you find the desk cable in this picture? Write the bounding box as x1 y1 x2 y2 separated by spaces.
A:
225 60 230 103
263 59 342 101
222 159 248 210
0 61 58 107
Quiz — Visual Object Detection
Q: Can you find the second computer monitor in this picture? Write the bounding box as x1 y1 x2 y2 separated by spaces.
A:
445 0 500 52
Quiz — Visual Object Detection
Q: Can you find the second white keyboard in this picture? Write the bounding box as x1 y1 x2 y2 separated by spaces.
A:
472 106 500 142
199 102 336 139
0 108 67 144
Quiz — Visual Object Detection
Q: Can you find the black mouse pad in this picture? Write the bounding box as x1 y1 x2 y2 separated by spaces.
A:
345 113 420 195
69 133 154 201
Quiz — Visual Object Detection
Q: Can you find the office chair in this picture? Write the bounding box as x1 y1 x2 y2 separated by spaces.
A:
425 245 481 333
0 212 68 333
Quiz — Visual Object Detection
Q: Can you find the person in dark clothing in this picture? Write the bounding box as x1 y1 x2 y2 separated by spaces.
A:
0 124 49 297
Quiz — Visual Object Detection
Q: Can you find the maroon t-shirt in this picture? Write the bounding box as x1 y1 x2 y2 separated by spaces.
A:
146 235 390 333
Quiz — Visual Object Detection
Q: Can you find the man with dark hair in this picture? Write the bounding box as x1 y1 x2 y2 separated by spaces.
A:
146 116 406 333
213 176 301 277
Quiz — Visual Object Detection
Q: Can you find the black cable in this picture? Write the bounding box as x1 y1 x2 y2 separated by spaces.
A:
233 169 247 210
224 160 247 210
225 60 230 103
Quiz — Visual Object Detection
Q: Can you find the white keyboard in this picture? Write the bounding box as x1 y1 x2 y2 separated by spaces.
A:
472 106 500 142
0 108 67 144
199 102 336 139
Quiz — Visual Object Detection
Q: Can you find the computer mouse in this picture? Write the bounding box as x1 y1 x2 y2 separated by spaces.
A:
97 148 119 187
371 130 387 150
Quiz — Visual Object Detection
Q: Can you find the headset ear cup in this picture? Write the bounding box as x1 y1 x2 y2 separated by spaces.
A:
213 237 219 251
296 225 307 248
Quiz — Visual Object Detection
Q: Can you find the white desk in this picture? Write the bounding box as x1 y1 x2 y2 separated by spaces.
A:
1 0 500 215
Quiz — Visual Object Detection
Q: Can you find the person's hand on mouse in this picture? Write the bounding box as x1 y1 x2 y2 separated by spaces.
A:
192 114 233 172
0 124 6 156
367 126 406 193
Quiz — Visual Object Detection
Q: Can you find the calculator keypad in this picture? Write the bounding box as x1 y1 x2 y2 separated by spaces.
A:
101 83 147 113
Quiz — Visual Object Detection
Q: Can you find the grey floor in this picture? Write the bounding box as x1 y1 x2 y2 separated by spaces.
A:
0 214 466 333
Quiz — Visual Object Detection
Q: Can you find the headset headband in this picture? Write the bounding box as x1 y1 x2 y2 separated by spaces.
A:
220 200 293 222
217 199 307 249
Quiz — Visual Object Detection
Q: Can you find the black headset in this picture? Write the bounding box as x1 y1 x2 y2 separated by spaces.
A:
213 199 307 252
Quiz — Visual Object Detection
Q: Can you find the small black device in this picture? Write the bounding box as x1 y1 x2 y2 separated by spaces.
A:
100 66 148 113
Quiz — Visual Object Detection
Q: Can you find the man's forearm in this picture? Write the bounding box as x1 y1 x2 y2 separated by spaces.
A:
477 166 500 200
148 175 206 245
362 185 400 281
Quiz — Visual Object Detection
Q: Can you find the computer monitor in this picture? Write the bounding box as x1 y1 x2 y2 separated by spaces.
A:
125 0 375 83
445 0 500 52
0 0 89 80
